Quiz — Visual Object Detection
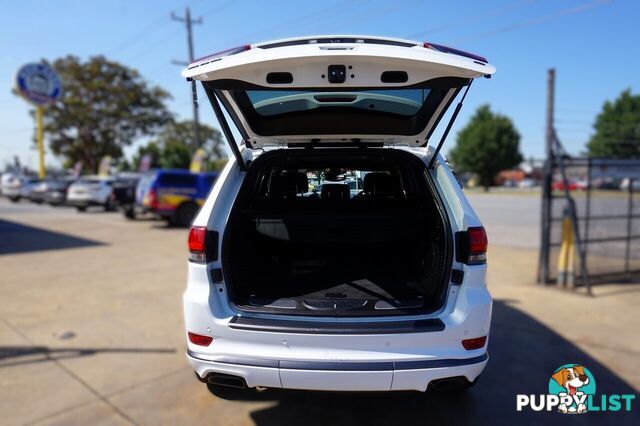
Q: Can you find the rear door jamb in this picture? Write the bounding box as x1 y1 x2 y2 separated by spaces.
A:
202 83 248 171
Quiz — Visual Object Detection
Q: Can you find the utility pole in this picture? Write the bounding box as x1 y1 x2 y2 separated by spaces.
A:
171 7 202 149
538 68 555 284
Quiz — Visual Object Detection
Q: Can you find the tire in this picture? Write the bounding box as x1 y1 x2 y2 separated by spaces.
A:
9 197 20 203
123 207 136 220
104 197 116 212
174 202 199 227
76 206 87 212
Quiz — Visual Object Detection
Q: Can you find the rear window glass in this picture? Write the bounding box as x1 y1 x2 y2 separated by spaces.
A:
226 79 468 137
246 89 432 117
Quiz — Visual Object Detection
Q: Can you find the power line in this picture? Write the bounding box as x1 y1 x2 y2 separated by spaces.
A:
200 0 237 19
123 28 183 63
407 0 537 40
452 0 613 43
106 14 170 56
237 0 363 44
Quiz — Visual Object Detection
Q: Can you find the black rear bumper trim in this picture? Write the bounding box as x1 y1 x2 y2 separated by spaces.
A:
187 350 488 371
228 316 445 334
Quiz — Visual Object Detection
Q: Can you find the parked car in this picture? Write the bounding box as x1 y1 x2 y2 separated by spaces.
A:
591 177 621 190
66 176 115 211
18 177 41 201
619 177 640 191
1 173 24 202
30 178 70 204
181 36 493 396
43 177 76 206
551 179 586 191
111 173 141 219
518 178 538 188
135 169 218 226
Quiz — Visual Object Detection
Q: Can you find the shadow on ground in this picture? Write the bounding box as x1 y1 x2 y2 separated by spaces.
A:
206 299 638 425
0 219 104 255
0 346 176 368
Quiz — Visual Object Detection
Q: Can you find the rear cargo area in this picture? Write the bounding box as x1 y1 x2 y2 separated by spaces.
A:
223 149 449 316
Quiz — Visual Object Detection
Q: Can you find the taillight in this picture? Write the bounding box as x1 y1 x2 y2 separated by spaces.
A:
462 336 487 350
147 188 158 209
188 226 207 263
188 332 213 346
456 226 488 265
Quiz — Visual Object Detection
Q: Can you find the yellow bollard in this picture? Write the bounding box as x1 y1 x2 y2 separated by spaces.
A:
36 106 46 179
557 211 576 287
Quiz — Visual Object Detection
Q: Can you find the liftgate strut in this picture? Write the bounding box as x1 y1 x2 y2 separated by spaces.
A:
428 80 473 169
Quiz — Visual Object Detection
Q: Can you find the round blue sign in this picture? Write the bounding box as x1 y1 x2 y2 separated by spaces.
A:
16 63 62 105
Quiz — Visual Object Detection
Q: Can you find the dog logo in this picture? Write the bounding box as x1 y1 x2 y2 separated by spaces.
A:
548 364 596 414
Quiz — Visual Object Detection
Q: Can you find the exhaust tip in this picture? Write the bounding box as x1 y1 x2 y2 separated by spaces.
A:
205 373 247 389
428 376 471 391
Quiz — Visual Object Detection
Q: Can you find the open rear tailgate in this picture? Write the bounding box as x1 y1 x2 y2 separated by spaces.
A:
184 36 495 149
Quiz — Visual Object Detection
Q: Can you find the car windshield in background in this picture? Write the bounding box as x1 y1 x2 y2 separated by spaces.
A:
246 89 432 117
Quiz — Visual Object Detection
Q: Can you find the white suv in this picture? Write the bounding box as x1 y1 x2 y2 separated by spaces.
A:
182 36 493 395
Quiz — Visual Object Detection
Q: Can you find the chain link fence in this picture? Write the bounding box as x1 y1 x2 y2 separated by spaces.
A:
541 158 640 286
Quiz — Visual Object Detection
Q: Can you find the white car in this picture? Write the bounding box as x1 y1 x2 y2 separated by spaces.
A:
1 173 22 201
66 176 115 211
182 35 493 395
0 174 39 202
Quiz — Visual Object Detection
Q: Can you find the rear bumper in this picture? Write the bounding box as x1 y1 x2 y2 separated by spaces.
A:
187 349 488 391
67 199 104 207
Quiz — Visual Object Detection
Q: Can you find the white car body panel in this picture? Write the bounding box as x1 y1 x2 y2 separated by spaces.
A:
183 36 493 392
184 148 492 392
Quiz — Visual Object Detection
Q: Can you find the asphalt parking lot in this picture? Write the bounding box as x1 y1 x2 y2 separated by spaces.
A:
0 197 638 425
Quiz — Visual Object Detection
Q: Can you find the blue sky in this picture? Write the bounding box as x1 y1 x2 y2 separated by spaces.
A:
1 0 637 170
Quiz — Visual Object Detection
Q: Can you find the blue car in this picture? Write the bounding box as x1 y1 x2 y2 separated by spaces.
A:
135 169 218 226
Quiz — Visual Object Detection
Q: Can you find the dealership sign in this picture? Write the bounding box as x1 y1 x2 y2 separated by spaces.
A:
15 63 62 105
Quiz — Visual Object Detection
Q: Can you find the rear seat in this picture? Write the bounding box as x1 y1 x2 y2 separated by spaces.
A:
251 171 414 215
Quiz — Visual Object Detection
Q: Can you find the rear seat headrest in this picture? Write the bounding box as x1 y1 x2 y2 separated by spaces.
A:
269 172 308 198
294 172 308 194
362 173 403 198
321 183 350 200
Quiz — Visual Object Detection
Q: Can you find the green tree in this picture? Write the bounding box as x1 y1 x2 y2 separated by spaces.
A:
40 55 172 172
131 142 162 171
449 105 523 191
156 120 225 158
160 140 192 169
587 89 640 158
131 120 227 171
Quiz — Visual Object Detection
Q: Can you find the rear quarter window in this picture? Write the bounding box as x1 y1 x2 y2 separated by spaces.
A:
434 163 464 229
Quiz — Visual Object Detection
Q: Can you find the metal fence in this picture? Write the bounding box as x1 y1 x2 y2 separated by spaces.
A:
539 155 640 291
